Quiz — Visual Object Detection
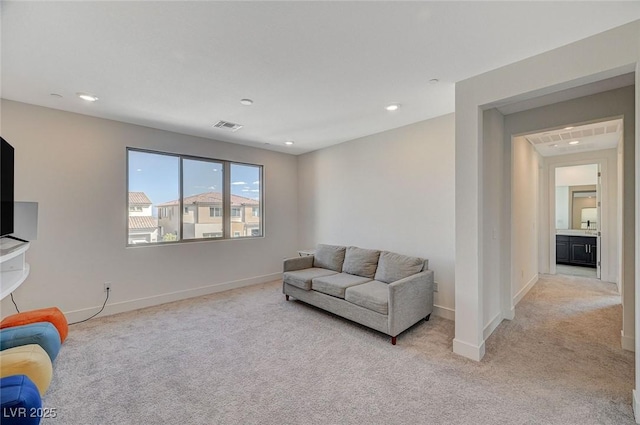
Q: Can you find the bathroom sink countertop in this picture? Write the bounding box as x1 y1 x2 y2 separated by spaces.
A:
556 229 598 236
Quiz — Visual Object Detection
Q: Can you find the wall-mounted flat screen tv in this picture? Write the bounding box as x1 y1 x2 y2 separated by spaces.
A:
1 137 15 237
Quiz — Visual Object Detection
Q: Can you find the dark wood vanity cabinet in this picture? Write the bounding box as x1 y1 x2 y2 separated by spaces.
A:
556 235 570 263
556 235 597 268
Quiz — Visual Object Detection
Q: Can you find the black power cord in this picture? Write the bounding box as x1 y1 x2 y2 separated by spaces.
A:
68 288 110 326
10 293 20 313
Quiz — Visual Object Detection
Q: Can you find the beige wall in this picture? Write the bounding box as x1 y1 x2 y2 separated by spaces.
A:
0 100 298 321
197 205 223 225
297 113 456 319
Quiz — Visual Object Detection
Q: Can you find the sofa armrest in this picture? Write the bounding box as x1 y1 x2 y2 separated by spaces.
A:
283 255 314 272
387 270 434 336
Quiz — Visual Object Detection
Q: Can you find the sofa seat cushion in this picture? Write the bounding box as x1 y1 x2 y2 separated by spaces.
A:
374 251 424 284
284 268 338 290
311 273 372 299
345 280 389 315
342 246 380 279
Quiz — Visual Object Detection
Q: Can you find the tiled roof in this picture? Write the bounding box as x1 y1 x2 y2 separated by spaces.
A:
157 192 259 207
129 192 152 205
128 216 158 229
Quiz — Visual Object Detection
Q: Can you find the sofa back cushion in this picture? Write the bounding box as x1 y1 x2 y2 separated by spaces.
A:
374 251 424 283
313 244 346 272
342 246 380 279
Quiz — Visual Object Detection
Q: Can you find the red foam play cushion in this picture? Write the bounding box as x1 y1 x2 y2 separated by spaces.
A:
1 307 68 343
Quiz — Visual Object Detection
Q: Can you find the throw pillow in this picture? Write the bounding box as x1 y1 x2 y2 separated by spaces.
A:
374 251 424 283
342 246 380 279
313 244 346 272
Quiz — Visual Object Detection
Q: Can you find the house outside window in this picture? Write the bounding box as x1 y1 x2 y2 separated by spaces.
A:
127 148 263 245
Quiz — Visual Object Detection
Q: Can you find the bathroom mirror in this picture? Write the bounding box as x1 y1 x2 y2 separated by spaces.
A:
572 190 596 230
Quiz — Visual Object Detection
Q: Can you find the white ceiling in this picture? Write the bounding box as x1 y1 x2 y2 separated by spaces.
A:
2 2 639 155
525 118 622 157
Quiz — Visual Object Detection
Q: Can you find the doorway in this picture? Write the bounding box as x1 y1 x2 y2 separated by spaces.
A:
519 117 622 285
554 164 600 279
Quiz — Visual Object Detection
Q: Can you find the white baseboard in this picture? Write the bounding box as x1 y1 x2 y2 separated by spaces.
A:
453 338 486 361
433 304 455 321
634 390 640 424
513 273 539 306
504 306 515 321
64 272 282 323
621 331 635 352
483 312 503 340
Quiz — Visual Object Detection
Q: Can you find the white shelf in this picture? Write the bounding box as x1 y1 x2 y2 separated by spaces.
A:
0 239 30 300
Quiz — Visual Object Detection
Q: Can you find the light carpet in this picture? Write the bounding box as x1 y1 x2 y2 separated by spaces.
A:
41 274 634 424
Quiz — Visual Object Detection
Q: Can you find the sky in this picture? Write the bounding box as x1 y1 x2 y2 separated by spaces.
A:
128 150 261 208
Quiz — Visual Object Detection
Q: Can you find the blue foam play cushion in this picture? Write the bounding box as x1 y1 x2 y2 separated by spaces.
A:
0 322 61 362
0 375 42 425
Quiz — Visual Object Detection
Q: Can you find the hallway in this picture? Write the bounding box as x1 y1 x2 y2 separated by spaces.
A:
481 272 634 422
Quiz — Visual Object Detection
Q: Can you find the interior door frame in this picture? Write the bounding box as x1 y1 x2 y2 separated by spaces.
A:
596 163 602 279
548 158 607 279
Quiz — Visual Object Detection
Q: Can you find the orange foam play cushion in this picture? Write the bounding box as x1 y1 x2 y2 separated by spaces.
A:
1 307 68 343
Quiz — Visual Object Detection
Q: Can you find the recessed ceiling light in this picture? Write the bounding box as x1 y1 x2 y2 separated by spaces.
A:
285 141 294 146
385 103 400 111
76 92 99 102
564 126 574 130
240 98 254 106
429 79 439 84
569 140 580 145
550 144 558 148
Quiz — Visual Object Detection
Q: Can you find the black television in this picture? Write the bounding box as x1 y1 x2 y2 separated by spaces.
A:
1 137 15 237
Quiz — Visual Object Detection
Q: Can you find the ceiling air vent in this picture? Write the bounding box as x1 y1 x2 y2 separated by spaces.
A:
213 120 243 132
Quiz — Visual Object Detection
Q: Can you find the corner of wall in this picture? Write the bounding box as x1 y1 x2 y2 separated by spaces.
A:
453 338 486 361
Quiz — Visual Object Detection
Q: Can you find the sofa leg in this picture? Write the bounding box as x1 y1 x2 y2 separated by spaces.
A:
285 295 289 301
425 314 431 322
391 336 396 345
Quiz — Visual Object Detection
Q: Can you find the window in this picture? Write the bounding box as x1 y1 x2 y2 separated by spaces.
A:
231 163 262 238
127 148 263 245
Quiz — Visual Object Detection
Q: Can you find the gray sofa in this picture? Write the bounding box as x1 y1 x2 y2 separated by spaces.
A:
283 244 434 345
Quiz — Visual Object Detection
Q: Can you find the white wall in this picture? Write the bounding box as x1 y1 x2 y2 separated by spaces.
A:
0 100 299 321
556 164 599 186
455 20 639 363
555 186 570 229
481 108 505 338
297 113 456 319
511 136 541 306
